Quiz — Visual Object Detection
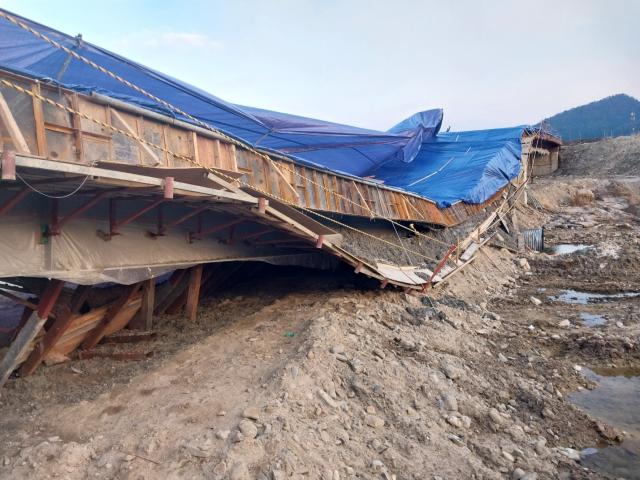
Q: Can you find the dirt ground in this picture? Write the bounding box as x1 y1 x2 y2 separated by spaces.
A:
0 169 639 479
558 134 640 176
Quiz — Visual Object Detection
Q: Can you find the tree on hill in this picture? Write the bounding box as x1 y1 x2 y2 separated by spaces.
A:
543 94 640 142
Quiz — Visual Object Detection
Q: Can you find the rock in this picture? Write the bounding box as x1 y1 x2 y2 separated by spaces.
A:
616 321 624 328
442 393 458 412
535 439 549 457
365 414 385 428
529 296 542 306
557 447 581 461
229 461 251 480
366 405 376 414
558 319 571 328
238 420 258 439
447 433 464 446
183 444 211 458
318 389 340 408
242 406 261 421
330 344 345 355
512 468 526 480
216 430 230 440
441 362 462 380
521 474 538 480
502 450 515 462
542 407 555 419
518 258 531 270
573 364 582 372
498 353 508 363
596 421 622 441
373 348 386 359
446 416 463 429
488 408 503 425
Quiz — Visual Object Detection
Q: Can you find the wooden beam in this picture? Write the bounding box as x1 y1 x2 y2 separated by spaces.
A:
129 278 155 330
266 159 300 202
140 278 156 330
185 264 203 321
0 91 30 154
19 285 91 376
31 83 47 156
0 279 63 389
0 288 41 313
81 283 141 350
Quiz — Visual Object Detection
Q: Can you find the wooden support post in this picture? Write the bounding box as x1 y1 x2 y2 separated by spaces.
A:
32 82 47 156
81 283 141 350
0 279 64 389
185 264 203 321
19 285 91 376
1 149 16 180
130 278 155 330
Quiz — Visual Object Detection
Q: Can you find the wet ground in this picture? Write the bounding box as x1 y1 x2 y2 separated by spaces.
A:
496 178 640 478
571 367 640 479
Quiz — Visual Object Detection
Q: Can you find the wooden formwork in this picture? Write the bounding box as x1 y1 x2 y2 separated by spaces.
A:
0 69 559 228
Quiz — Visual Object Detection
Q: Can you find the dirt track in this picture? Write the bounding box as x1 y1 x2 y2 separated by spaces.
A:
0 171 639 479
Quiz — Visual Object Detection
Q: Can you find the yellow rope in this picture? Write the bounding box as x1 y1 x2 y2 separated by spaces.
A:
0 77 439 263
0 9 448 247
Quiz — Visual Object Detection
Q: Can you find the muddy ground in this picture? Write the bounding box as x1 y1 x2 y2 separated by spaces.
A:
0 172 638 479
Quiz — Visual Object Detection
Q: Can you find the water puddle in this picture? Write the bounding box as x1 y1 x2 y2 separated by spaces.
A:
570 367 640 479
580 313 607 327
550 289 640 305
552 244 593 255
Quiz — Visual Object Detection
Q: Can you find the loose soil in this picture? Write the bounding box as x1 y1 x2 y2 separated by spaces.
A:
0 171 638 479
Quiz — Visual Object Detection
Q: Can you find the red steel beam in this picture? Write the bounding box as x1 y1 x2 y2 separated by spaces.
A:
50 190 113 235
189 218 243 242
110 197 165 236
0 187 30 216
234 227 274 243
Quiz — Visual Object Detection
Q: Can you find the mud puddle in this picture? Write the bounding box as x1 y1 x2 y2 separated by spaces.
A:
580 313 608 327
552 244 593 255
550 289 640 305
570 367 640 479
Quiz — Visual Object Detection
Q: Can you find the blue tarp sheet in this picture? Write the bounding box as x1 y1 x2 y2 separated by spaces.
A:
371 127 526 207
0 8 525 208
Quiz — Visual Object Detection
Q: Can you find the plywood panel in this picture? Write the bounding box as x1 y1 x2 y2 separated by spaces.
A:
110 109 141 164
139 118 166 166
78 98 110 137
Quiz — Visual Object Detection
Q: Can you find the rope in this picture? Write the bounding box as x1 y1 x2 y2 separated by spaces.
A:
0 9 449 247
0 77 439 263
15 171 90 199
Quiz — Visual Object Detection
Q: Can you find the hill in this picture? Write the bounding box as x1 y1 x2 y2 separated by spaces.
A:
543 94 640 142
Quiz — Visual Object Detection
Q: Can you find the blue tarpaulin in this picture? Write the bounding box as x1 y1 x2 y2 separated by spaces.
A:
0 8 527 209
371 127 526 207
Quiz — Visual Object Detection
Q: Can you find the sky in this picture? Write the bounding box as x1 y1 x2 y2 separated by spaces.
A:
1 0 639 131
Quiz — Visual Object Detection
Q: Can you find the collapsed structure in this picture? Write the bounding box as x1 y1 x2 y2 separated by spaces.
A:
0 9 561 382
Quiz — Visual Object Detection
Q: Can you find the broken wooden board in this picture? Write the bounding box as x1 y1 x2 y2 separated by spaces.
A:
44 296 141 359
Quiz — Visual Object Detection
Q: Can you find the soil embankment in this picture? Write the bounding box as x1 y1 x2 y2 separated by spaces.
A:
0 151 638 479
